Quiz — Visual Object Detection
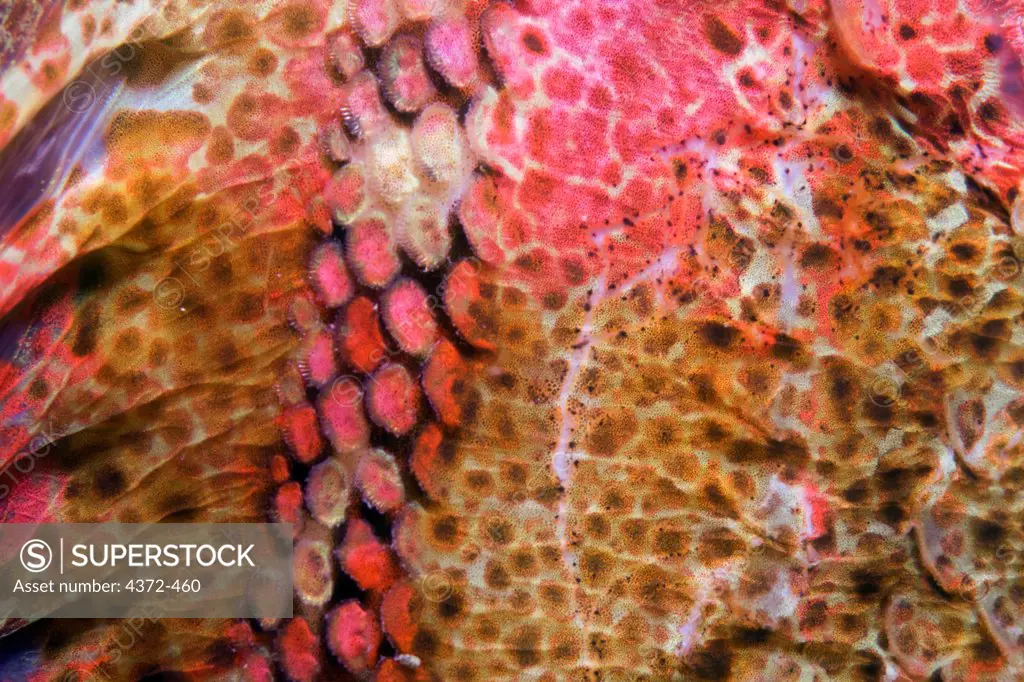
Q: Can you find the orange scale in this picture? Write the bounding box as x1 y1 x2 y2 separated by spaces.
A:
270 454 291 483
293 533 335 607
280 401 325 464
274 482 306 538
375 658 431 682
337 296 391 374
381 581 421 653
410 422 446 500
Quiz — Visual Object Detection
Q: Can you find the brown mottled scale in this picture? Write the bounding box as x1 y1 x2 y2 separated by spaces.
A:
2 0 1024 680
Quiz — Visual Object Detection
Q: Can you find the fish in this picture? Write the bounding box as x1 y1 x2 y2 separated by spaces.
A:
1 0 1023 679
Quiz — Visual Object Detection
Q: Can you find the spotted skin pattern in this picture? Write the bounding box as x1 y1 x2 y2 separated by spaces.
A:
1 0 1023 680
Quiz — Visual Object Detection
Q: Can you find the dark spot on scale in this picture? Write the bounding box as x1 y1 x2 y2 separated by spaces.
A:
521 30 545 54
898 24 916 40
432 515 458 543
880 502 905 525
412 629 438 657
734 627 772 645
160 491 194 515
93 465 126 499
843 480 868 504
771 334 802 360
698 321 738 348
970 332 999 357
985 33 1004 54
204 639 235 668
687 639 733 680
950 243 977 261
800 243 834 267
77 251 108 296
973 518 1005 550
704 15 743 56
437 592 464 620
72 306 100 357
979 100 1001 122
851 570 882 599
29 378 48 399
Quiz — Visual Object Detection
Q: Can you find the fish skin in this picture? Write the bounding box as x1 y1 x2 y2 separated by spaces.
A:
0 0 1022 680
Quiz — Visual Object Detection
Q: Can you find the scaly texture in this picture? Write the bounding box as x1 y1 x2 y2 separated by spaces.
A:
1 0 1024 681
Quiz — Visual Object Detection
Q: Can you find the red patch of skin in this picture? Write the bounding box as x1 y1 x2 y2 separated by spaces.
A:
356 450 405 513
426 18 480 90
0 473 64 524
281 49 343 112
280 402 324 464
342 72 390 137
381 279 439 357
274 482 305 538
308 241 355 309
906 45 945 86
278 617 322 682
367 363 421 436
227 92 291 142
336 517 401 593
270 454 291 484
316 387 370 454
326 600 381 674
324 164 367 222
337 296 389 374
301 329 337 388
380 35 436 113
347 217 400 288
